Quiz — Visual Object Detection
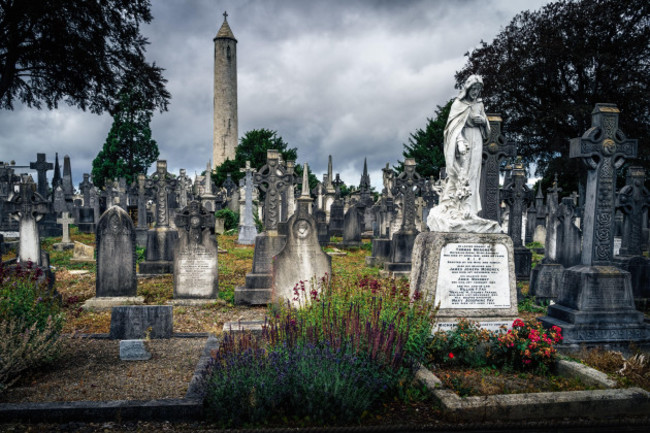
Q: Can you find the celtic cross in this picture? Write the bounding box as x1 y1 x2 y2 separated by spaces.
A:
254 150 291 231
480 113 516 221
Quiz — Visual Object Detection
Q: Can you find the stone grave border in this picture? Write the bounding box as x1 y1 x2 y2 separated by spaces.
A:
415 358 650 421
0 334 217 423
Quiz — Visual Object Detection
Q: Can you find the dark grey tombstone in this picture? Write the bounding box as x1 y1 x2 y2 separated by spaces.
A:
235 150 289 305
96 205 137 297
29 153 53 198
328 174 345 236
501 160 534 281
110 306 173 339
556 197 582 268
173 201 218 299
314 209 329 246
62 155 74 200
341 205 362 247
540 103 650 345
384 158 421 277
479 113 516 222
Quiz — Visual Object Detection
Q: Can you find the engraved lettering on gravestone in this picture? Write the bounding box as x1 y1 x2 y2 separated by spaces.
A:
435 243 510 309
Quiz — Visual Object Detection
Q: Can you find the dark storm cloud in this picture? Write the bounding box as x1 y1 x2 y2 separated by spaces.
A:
0 0 551 189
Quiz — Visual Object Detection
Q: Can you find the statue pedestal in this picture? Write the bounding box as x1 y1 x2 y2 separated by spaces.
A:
540 265 650 345
529 262 564 303
383 231 419 278
410 232 518 331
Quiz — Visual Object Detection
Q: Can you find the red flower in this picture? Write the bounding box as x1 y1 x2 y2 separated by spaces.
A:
448 352 454 359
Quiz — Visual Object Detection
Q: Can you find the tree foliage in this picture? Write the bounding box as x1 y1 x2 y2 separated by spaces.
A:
212 129 298 187
399 100 450 178
456 0 650 192
0 0 169 114
91 87 159 189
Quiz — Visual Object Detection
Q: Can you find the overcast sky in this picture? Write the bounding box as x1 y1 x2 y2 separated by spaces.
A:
0 0 553 191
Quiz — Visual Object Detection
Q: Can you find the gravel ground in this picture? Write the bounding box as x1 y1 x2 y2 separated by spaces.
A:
0 337 207 403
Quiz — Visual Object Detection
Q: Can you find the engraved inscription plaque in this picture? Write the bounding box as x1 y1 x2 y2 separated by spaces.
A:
435 243 510 309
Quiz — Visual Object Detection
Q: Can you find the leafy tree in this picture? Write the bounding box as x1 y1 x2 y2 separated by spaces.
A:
398 100 450 178
456 0 650 193
91 87 159 189
0 0 169 114
212 129 298 187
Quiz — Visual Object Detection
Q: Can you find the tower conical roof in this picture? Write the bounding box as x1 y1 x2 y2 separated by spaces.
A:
215 12 237 41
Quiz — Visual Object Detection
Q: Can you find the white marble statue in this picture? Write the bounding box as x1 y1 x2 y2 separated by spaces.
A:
427 75 501 233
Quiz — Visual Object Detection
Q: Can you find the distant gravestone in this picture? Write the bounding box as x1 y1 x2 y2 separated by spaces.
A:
95 206 137 297
53 212 74 251
238 161 258 245
119 340 152 361
71 241 95 262
173 201 218 299
29 153 52 198
341 205 362 247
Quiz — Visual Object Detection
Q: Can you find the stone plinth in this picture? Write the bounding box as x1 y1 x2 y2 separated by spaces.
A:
365 238 392 267
613 256 650 303
234 232 286 305
514 246 532 280
109 305 173 339
540 265 650 345
529 262 564 303
383 231 418 278
139 227 178 275
410 232 518 329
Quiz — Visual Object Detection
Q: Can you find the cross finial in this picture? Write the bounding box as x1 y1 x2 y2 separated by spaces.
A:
223 11 228 20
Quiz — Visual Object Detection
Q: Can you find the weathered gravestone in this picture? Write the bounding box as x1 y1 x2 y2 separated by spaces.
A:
139 161 179 274
556 197 582 268
367 164 395 267
70 241 95 263
52 211 74 251
272 164 331 306
237 161 258 245
540 104 650 345
83 205 143 309
384 158 422 278
613 166 650 305
235 150 289 305
173 201 218 300
110 305 173 339
340 204 362 248
76 174 96 233
328 174 345 236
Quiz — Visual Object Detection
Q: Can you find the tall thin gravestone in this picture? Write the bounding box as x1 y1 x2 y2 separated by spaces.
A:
541 103 650 344
479 114 516 222
238 161 258 245
235 150 290 304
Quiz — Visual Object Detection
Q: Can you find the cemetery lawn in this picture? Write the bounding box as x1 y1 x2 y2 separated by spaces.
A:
566 346 650 391
435 366 603 397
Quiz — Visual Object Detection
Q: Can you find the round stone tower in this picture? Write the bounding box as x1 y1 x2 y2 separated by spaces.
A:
213 11 238 169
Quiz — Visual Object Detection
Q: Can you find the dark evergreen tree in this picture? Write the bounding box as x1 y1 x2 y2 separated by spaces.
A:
91 87 159 189
212 129 298 187
456 0 650 192
398 100 451 178
0 0 169 114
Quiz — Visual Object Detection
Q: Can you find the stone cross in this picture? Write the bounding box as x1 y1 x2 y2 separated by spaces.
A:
616 166 650 256
6 177 50 264
145 161 178 228
254 150 291 231
175 200 213 245
57 211 73 243
222 173 237 198
30 153 53 198
570 103 637 266
480 113 516 222
392 158 422 234
79 173 93 206
501 159 533 248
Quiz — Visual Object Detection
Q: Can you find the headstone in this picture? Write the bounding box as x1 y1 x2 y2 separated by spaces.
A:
340 204 362 247
384 158 421 277
29 153 52 198
95 205 137 297
140 161 179 274
71 241 95 262
500 159 534 280
328 174 345 236
52 186 68 214
555 197 582 268
238 161 258 245
272 163 331 306
5 177 50 265
613 166 650 303
323 155 336 222
53 211 75 251
541 103 650 345
479 114 516 222
109 306 173 339
234 150 289 305
61 155 74 200
173 201 218 299
176 169 192 209
135 173 148 247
